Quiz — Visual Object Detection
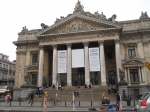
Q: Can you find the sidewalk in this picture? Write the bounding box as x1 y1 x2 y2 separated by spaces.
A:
0 100 137 111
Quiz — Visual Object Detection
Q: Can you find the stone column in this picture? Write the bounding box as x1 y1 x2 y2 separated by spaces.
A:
67 43 72 86
98 41 106 85
115 39 121 82
84 42 90 85
127 68 131 84
138 67 142 82
141 67 145 82
25 51 30 66
52 45 57 85
38 46 44 87
124 68 128 82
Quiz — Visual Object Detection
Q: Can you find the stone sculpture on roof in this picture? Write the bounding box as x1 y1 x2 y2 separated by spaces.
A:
140 11 149 19
73 0 84 13
21 26 28 32
41 23 48 29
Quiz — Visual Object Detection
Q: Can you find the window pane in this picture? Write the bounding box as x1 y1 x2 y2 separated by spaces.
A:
32 53 38 65
130 69 139 82
128 46 136 58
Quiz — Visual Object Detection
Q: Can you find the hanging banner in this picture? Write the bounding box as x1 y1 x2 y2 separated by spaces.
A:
72 49 84 68
89 47 100 71
57 50 67 73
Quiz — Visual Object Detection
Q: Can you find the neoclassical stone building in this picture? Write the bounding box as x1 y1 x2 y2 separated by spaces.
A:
13 1 150 98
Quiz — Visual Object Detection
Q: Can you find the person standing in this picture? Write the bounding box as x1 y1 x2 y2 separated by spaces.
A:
43 90 48 111
29 91 34 104
116 91 120 105
5 94 12 103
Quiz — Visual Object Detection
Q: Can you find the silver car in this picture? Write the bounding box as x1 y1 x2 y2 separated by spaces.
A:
137 92 150 112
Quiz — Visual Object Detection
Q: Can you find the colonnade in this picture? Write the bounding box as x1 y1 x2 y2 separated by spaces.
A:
37 40 121 87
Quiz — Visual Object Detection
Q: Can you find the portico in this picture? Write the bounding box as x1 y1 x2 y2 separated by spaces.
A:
37 38 121 87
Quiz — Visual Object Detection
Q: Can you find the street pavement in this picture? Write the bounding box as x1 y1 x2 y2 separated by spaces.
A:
0 100 137 112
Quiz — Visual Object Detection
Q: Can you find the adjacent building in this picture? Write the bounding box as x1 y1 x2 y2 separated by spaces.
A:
13 1 150 98
0 53 15 87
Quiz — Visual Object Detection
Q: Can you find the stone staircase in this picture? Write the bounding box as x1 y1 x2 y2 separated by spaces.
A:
34 86 117 102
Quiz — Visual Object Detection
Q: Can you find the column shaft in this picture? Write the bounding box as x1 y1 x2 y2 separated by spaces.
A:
138 67 142 82
67 44 72 86
38 46 44 87
127 68 131 84
84 42 90 85
99 41 106 85
115 39 121 82
52 45 57 85
25 51 30 66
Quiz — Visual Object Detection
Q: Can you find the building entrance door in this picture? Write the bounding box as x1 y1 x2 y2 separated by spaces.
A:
72 73 85 86
108 71 115 85
32 74 37 85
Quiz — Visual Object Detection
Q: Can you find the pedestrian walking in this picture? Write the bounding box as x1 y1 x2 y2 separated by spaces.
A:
5 94 12 103
116 91 120 105
29 91 34 104
43 90 48 111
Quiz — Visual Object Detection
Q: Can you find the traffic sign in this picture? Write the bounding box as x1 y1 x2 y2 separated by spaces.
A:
107 104 119 111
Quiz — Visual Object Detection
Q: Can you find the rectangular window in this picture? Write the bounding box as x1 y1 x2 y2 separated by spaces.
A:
130 69 139 83
0 63 2 67
32 53 38 65
128 46 136 58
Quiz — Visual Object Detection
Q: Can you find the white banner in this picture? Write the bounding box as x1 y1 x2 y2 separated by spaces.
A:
89 47 100 71
57 50 67 73
72 49 84 68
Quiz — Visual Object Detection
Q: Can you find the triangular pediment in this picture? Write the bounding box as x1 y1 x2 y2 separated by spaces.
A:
37 14 121 36
122 59 144 66
26 65 38 71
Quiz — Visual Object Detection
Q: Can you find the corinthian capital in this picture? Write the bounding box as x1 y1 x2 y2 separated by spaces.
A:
114 39 120 44
98 40 104 45
66 43 72 48
39 45 44 49
83 42 89 47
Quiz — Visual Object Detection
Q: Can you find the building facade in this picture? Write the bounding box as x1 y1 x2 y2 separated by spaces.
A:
13 1 150 98
0 53 15 87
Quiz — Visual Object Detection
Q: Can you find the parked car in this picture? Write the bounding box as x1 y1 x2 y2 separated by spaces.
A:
136 92 150 112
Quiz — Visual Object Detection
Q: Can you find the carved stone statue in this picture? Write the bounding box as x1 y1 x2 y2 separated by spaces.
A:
24 73 31 84
21 26 28 32
41 23 48 29
140 11 149 19
74 0 84 13
108 14 117 22
119 68 125 81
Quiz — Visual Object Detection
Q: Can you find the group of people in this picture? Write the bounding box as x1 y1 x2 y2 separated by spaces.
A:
74 91 79 97
84 83 92 89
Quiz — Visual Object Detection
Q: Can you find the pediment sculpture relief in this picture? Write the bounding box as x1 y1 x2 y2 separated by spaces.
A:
26 65 38 71
122 59 143 65
53 20 106 34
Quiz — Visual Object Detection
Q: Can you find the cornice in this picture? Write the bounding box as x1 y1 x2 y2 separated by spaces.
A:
38 28 121 39
36 13 121 37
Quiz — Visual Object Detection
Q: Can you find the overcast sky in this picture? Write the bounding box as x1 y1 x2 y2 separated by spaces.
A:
0 0 150 61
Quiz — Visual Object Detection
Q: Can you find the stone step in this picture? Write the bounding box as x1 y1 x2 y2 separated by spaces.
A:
34 86 117 102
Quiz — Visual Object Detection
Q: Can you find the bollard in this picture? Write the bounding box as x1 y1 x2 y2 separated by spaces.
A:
79 101 80 107
65 101 66 106
10 101 11 106
19 101 21 106
31 101 33 106
91 101 92 106
41 101 43 106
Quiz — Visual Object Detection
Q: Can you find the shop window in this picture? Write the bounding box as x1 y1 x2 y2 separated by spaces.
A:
130 69 139 83
128 46 136 58
32 53 38 65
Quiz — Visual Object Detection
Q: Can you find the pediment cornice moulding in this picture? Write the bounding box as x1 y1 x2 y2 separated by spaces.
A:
38 28 121 39
36 14 121 37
